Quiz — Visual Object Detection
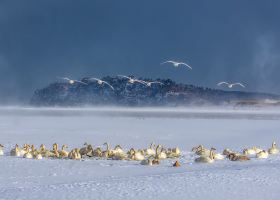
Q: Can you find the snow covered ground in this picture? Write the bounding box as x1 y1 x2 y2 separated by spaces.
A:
0 106 280 200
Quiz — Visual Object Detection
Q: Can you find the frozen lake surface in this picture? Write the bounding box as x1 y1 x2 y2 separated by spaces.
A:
0 107 280 200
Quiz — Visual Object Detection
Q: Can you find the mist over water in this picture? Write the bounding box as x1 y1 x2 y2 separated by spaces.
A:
1 106 280 121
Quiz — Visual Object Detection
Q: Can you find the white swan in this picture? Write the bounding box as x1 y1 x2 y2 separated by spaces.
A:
243 148 256 155
129 148 145 161
102 142 113 158
117 75 147 85
140 81 164 87
161 60 192 70
217 82 245 88
35 153 43 160
23 148 33 159
154 145 167 160
58 144 69 158
214 152 225 160
89 78 114 90
20 144 30 156
112 145 124 155
10 144 21 157
252 146 263 154
145 142 156 156
256 150 269 159
59 77 87 85
68 148 81 160
192 145 210 156
268 141 279 154
0 144 4 156
195 148 215 163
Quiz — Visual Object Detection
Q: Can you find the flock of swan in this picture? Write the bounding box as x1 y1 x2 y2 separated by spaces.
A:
1 141 278 166
58 60 245 91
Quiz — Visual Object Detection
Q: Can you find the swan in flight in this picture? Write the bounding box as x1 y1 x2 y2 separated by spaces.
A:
89 78 114 90
117 75 147 85
217 82 245 88
59 77 87 85
161 60 192 70
141 81 164 87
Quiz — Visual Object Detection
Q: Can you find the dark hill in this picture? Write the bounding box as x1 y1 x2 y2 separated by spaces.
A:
30 76 280 106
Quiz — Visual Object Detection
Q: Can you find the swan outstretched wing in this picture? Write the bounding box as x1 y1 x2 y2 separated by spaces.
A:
161 60 176 65
149 81 164 85
232 83 245 88
179 62 192 70
117 75 131 80
134 79 148 85
58 77 71 81
89 77 101 82
102 81 115 90
75 80 87 85
217 82 229 86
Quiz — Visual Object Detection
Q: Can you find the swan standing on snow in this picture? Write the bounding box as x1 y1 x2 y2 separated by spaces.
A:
268 141 279 154
217 82 245 88
117 75 147 85
89 78 115 90
161 60 192 70
59 77 87 85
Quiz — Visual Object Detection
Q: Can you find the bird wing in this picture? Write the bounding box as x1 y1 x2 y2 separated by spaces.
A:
102 81 115 90
161 60 176 65
75 80 87 85
217 82 229 86
150 81 163 85
135 79 148 85
137 80 148 85
60 77 71 81
180 63 192 69
89 77 101 82
117 75 131 80
232 83 245 88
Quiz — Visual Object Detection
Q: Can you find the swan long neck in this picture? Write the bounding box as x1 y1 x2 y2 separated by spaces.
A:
104 142 110 151
115 145 122 150
155 145 161 155
209 150 214 159
150 142 155 149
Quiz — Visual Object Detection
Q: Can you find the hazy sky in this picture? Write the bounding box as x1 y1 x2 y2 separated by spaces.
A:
1 0 280 104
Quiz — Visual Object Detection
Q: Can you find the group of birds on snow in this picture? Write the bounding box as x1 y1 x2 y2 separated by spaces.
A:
0 141 278 167
59 60 245 91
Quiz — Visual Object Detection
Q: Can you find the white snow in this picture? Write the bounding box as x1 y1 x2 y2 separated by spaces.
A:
0 106 280 200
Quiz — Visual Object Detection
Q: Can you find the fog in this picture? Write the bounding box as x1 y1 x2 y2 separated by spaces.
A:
1 106 280 120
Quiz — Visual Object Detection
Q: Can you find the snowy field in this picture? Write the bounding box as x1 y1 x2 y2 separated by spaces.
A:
0 106 280 200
